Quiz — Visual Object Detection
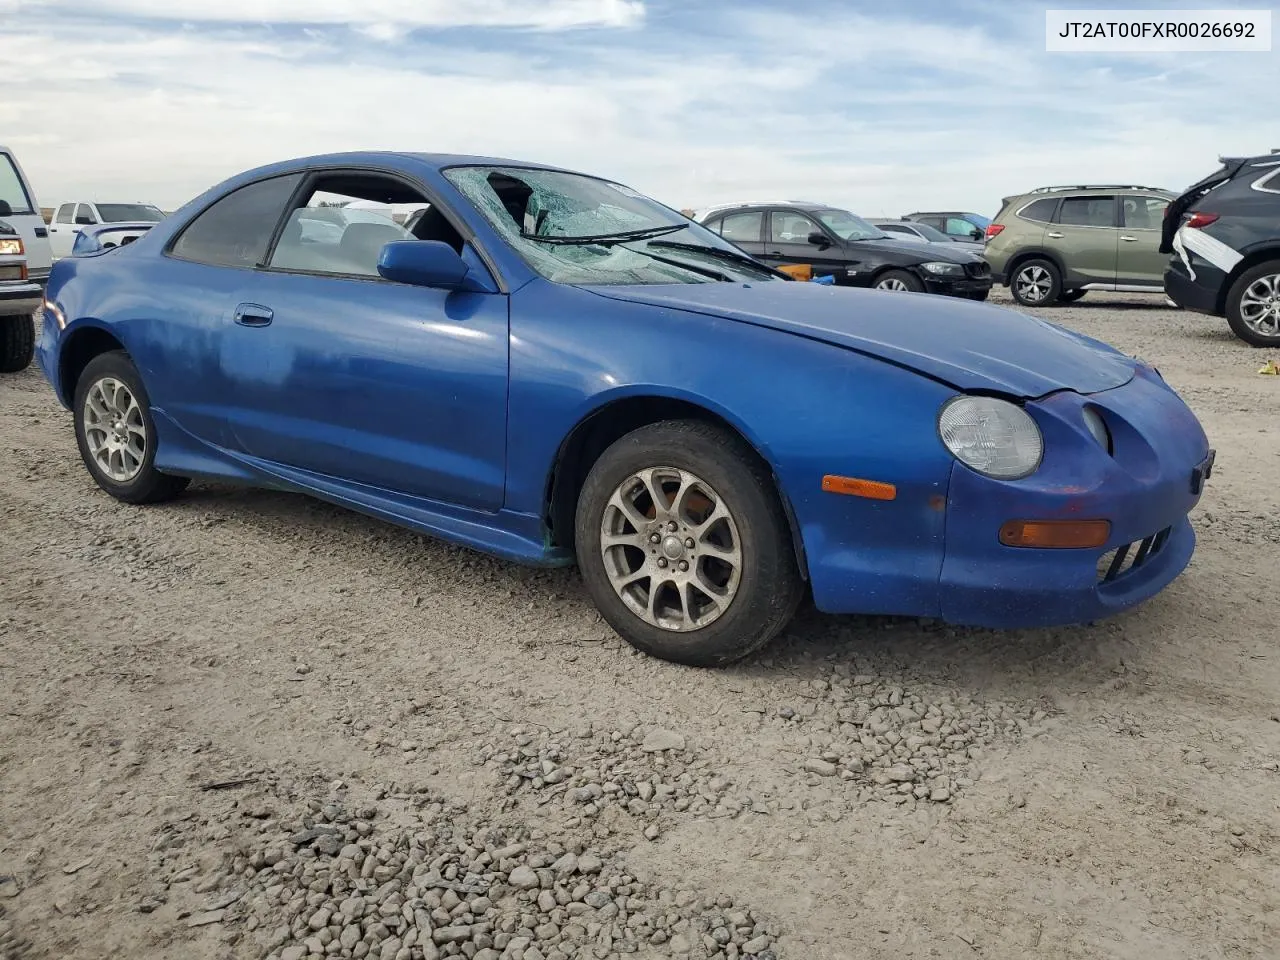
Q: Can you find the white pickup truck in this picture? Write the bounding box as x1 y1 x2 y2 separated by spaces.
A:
47 200 165 259
0 145 53 287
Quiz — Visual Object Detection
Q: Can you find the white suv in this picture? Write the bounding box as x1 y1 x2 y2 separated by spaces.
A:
0 145 53 286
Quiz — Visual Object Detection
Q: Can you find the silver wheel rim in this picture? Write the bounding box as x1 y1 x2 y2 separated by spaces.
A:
1238 273 1280 337
600 467 742 632
83 376 146 482
1015 264 1052 303
877 277 909 291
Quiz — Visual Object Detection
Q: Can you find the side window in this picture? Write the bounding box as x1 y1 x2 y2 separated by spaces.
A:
1056 196 1115 227
268 173 446 279
944 217 978 236
55 203 75 224
880 223 914 236
702 216 725 236
171 174 303 268
917 216 944 230
718 212 762 244
770 211 820 244
75 203 97 225
1121 196 1169 229
0 154 34 215
1018 198 1058 223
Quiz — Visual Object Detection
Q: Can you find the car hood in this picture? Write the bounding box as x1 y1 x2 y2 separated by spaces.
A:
853 237 980 262
583 281 1136 398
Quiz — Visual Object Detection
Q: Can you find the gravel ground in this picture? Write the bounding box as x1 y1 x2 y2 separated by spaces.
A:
1 289 1278 960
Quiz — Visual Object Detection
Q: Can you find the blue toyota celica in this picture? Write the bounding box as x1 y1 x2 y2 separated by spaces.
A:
36 152 1214 666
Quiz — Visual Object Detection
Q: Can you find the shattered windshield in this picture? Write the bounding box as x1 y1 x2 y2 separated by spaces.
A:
444 165 782 285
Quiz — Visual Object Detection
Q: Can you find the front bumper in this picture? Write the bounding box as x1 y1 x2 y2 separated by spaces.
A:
923 274 993 297
806 364 1210 628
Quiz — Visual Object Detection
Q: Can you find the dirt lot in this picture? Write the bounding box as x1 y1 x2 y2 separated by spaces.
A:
1 290 1278 960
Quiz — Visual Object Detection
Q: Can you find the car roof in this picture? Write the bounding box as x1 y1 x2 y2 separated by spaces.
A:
249 151 583 177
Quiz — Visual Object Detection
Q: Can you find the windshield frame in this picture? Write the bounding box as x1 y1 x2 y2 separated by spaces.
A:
441 162 784 287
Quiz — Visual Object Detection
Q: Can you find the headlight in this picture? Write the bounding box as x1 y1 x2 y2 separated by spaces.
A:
921 261 963 276
0 238 23 256
938 396 1043 479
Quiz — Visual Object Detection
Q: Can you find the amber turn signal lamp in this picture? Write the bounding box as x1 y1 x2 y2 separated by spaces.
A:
999 519 1111 549
821 475 897 501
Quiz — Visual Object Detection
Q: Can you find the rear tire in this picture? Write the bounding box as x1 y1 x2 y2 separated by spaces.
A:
0 312 35 373
574 419 803 667
1010 258 1061 306
73 350 190 504
1225 260 1280 347
874 269 925 293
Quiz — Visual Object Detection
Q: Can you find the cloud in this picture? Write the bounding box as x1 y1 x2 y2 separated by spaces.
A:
2 1 1277 217
20 0 646 30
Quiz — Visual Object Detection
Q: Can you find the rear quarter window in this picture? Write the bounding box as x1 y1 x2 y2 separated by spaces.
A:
1017 198 1058 223
170 174 303 269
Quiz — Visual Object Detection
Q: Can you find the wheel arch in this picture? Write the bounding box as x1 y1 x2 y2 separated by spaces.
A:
544 392 808 580
1005 247 1070 287
1217 246 1280 315
57 322 128 406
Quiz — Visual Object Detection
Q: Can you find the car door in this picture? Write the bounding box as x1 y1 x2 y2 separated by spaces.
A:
1117 194 1171 286
1042 194 1119 286
760 209 848 279
48 204 77 258
220 169 510 512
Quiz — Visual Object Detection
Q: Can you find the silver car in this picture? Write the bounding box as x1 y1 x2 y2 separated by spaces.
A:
871 219 984 251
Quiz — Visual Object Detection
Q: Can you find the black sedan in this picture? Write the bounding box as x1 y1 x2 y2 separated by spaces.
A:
696 201 992 299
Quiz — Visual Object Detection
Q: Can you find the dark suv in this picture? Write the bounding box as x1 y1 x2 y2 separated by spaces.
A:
1162 152 1280 347
696 202 992 299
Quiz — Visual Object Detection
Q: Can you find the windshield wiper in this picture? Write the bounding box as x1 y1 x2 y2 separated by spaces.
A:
619 246 733 282
644 240 777 273
520 224 685 246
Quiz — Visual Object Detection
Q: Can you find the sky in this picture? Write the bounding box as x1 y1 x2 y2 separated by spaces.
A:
1 0 1277 217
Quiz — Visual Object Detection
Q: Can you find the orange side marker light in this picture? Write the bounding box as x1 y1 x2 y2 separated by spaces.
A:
999 519 1111 549
821 475 897 501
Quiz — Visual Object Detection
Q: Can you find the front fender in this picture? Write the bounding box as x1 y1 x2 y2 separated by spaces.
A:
507 280 958 615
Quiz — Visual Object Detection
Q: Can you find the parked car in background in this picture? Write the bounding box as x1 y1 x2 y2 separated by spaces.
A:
871 218 985 251
0 218 39 371
70 222 157 256
1162 152 1280 347
696 201 992 298
48 201 165 258
0 145 54 288
903 211 991 242
982 185 1176 307
38 151 1212 667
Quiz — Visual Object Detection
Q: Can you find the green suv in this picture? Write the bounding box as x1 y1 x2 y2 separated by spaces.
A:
983 185 1177 306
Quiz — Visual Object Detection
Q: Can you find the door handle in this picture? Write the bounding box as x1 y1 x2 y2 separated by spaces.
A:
1120 235 1138 242
1047 231 1064 238
233 303 273 327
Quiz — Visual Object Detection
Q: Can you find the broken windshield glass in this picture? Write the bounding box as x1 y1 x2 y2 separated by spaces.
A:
444 165 784 286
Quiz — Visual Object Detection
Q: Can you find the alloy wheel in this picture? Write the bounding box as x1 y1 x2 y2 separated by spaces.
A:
83 376 147 482
1015 264 1052 303
599 466 742 632
876 277 909 292
1239 272 1280 337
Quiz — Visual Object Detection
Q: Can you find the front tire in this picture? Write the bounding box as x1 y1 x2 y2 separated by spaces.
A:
966 290 990 302
73 350 189 504
0 312 35 373
574 420 803 667
874 269 925 293
1010 258 1061 306
1225 261 1280 347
